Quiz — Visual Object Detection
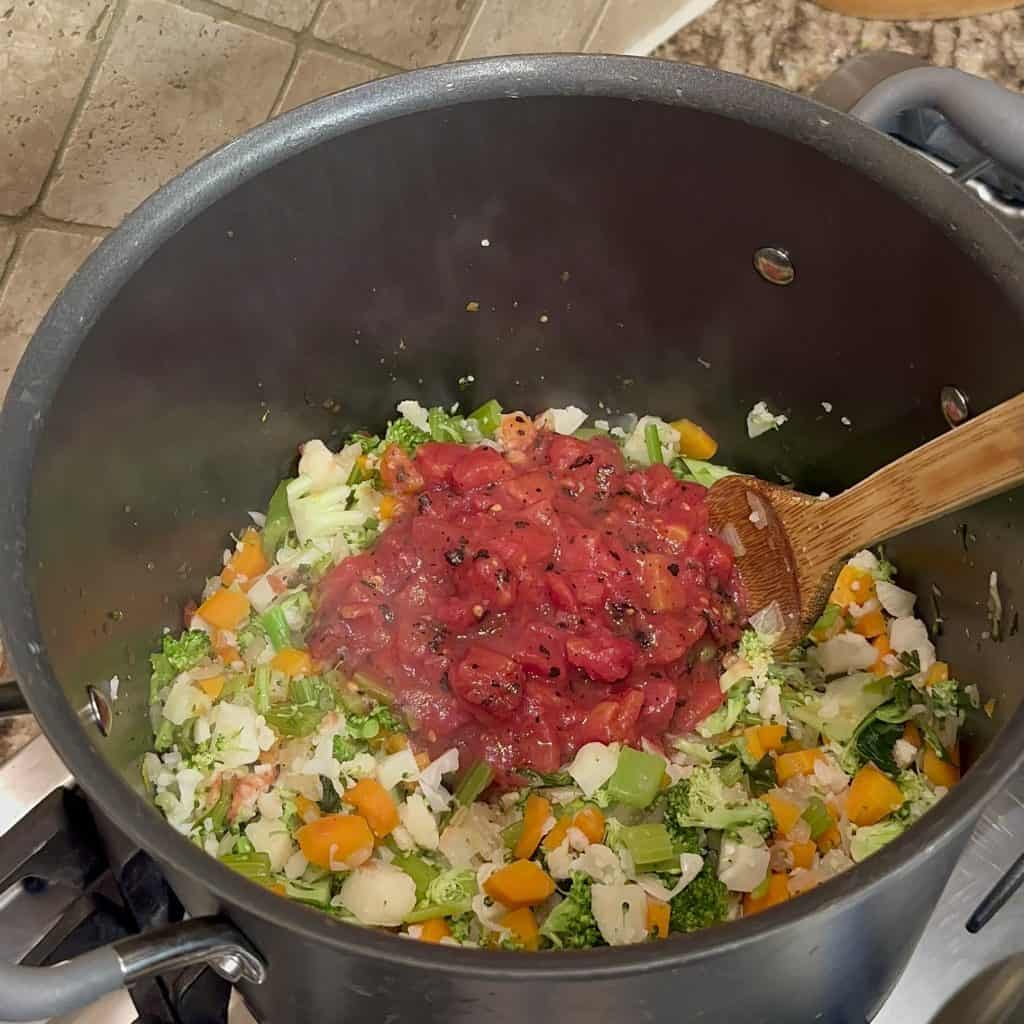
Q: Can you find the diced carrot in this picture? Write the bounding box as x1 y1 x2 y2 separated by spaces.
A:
197 674 225 699
745 724 787 761
790 841 816 870
484 860 555 909
379 495 402 521
269 882 287 897
295 794 321 825
660 771 672 790
871 634 892 677
646 897 670 939
501 907 540 951
854 609 887 639
419 918 451 943
775 749 824 784
950 742 961 768
572 806 606 845
743 874 790 916
198 588 251 630
925 661 949 687
764 791 802 836
669 418 718 460
271 648 314 678
514 794 552 860
923 747 960 787
222 528 269 586
385 733 409 753
847 764 905 826
903 721 922 748
345 777 400 837
830 565 876 609
541 815 573 852
296 814 374 869
215 642 240 665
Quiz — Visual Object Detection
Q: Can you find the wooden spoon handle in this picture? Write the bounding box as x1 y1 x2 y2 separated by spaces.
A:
815 392 1024 560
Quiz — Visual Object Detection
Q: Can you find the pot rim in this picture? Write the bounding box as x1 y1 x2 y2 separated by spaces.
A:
3 53 1024 979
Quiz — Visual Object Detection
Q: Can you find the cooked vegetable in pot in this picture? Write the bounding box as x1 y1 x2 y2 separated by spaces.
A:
144 401 976 947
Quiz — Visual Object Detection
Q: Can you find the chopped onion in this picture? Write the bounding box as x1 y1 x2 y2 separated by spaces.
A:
719 522 746 556
248 510 267 527
749 601 784 638
746 491 769 530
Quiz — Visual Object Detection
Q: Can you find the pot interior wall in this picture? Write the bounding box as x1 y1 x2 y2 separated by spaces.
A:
25 94 1024 779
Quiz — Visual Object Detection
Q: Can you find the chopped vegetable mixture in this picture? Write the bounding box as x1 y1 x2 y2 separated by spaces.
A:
145 402 975 948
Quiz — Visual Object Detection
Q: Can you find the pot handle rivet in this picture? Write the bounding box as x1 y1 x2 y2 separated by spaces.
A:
941 386 970 427
753 247 794 286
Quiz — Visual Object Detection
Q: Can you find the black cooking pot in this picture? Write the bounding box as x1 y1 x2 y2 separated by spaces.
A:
2 54 1024 1024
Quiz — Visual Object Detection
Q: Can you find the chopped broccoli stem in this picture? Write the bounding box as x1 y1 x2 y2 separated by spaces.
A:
645 422 664 464
455 760 494 806
261 479 293 560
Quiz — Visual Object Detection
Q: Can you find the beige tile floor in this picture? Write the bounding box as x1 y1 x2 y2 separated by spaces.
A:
0 0 1022 760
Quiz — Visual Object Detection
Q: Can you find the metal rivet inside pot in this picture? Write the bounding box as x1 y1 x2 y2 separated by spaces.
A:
753 247 794 286
941 386 970 427
84 684 112 736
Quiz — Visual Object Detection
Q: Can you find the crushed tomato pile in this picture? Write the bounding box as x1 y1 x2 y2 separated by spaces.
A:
308 431 744 778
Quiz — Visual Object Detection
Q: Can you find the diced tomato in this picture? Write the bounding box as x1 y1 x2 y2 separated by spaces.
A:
546 434 593 472
451 447 513 493
380 444 424 494
415 442 468 486
671 662 726 734
512 623 568 681
566 631 637 683
578 689 645 744
637 677 678 736
452 645 524 719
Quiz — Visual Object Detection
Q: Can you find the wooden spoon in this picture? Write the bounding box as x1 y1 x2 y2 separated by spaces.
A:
705 393 1024 650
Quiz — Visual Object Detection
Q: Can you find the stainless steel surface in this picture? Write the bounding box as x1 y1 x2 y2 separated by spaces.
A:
84 687 111 738
0 735 1021 1021
752 246 795 285
941 385 971 427
114 919 267 987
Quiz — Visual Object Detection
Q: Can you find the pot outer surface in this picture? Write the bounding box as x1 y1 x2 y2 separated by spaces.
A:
4 57 1024 1024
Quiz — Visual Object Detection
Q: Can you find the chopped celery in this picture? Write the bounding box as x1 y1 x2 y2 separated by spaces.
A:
645 422 664 464
261 479 293 560
260 605 291 651
428 406 466 443
234 836 255 855
207 778 235 832
455 760 494 806
468 399 503 437
352 671 394 705
253 666 271 714
801 797 833 840
404 902 464 924
264 703 327 738
220 851 271 882
619 823 674 867
153 719 175 752
393 853 440 901
285 876 332 907
502 820 524 850
606 746 666 809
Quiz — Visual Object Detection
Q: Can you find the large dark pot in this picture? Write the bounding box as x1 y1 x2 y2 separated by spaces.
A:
2 54 1024 1024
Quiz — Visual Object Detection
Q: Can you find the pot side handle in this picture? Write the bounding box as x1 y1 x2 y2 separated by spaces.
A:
0 916 266 1021
851 67 1024 182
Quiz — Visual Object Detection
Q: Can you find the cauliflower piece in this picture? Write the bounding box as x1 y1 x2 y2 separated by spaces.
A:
893 738 918 770
591 883 648 946
746 401 788 439
245 816 294 872
876 580 916 618
812 633 877 675
889 617 936 673
396 400 430 432
418 748 459 812
568 742 620 798
622 416 680 466
537 406 588 435
339 862 417 926
717 839 770 893
399 793 440 851
163 678 212 726
210 703 276 769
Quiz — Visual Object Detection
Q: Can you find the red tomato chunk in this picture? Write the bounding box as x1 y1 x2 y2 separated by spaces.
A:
309 431 743 781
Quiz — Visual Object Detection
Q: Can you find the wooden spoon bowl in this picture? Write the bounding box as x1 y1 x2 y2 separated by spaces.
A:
706 392 1024 649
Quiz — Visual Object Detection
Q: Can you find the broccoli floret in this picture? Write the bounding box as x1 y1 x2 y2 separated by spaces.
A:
661 787 706 852
894 770 942 823
696 680 752 738
926 679 969 720
347 705 405 739
539 873 603 949
669 860 729 933
385 417 430 453
448 914 474 944
285 475 365 546
850 818 905 863
664 766 774 836
149 630 211 702
738 629 774 675
422 869 477 917
427 406 466 443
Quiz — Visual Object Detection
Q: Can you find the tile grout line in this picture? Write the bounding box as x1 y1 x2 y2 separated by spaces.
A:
0 212 110 238
170 0 296 43
33 0 131 217
582 0 614 51
268 0 332 116
451 0 489 61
